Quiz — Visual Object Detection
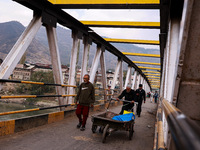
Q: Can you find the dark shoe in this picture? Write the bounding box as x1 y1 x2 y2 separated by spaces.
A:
77 122 82 128
138 115 140 117
80 126 85 131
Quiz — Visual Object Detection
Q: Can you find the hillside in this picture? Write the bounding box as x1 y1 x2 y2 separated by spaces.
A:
0 21 160 70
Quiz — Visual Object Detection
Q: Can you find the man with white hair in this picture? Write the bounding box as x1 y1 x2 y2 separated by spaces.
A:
117 85 136 114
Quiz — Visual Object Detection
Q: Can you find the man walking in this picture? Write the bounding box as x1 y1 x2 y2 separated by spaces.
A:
154 91 158 103
135 84 146 117
117 85 135 115
75 74 95 131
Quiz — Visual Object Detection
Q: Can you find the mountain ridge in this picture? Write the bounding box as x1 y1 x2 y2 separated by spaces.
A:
0 21 160 70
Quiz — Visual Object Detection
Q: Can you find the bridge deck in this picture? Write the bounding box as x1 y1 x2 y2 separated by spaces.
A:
0 99 157 150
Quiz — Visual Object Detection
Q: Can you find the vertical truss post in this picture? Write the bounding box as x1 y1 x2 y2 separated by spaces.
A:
100 48 107 102
124 66 132 89
90 45 102 84
143 80 146 91
111 59 122 90
0 15 42 82
80 36 90 84
141 77 144 85
136 74 141 89
67 30 80 104
166 19 180 102
46 25 66 109
119 60 123 92
132 70 137 90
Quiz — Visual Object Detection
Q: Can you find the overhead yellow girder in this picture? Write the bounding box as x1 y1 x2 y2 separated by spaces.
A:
81 21 160 29
142 70 160 74
48 0 160 5
133 61 160 65
138 66 161 70
145 73 160 76
147 76 160 78
122 52 160 58
104 38 159 45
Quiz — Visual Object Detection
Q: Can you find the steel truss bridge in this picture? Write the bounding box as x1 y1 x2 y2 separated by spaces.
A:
0 0 200 150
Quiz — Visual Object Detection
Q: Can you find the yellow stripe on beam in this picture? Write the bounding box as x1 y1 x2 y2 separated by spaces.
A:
122 52 160 58
147 76 160 78
49 0 160 4
105 38 159 45
133 61 160 65
138 66 161 70
82 21 160 28
145 73 160 76
142 70 160 74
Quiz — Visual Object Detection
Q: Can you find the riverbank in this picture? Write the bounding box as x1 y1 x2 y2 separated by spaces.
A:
0 97 59 107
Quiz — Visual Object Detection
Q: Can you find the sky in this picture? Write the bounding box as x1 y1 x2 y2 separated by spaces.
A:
0 0 160 49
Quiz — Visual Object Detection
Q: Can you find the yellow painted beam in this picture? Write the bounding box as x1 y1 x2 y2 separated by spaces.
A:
122 52 160 58
145 73 160 76
49 0 160 5
133 61 160 65
81 21 160 29
142 70 160 74
147 76 160 79
138 66 161 70
105 38 159 45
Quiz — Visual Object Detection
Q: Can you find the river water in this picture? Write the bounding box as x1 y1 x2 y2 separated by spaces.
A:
0 103 58 121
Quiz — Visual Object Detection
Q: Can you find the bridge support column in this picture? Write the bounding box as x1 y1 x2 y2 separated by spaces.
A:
90 45 103 84
80 36 91 84
0 15 42 89
124 66 132 89
119 60 123 92
131 71 137 90
67 30 81 104
111 58 122 91
46 25 66 109
136 74 141 89
100 48 107 101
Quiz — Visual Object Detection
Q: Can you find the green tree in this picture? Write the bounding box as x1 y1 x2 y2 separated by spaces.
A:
30 71 55 95
16 71 55 95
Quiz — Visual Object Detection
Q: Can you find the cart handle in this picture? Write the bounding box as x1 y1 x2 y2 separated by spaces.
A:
111 98 138 105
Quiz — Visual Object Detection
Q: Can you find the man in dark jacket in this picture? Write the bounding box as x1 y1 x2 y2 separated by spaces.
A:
117 85 135 114
75 74 95 131
135 84 146 117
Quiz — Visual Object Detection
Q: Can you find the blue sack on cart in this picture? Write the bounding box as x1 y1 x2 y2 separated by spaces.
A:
112 113 135 121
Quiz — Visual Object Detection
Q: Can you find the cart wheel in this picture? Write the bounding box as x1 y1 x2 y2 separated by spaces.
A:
128 124 134 140
102 124 109 143
92 125 97 133
99 126 104 133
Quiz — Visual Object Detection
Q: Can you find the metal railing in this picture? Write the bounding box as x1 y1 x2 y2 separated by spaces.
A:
0 79 121 118
162 99 200 150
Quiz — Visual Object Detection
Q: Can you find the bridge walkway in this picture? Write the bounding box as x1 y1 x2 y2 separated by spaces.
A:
0 99 157 150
